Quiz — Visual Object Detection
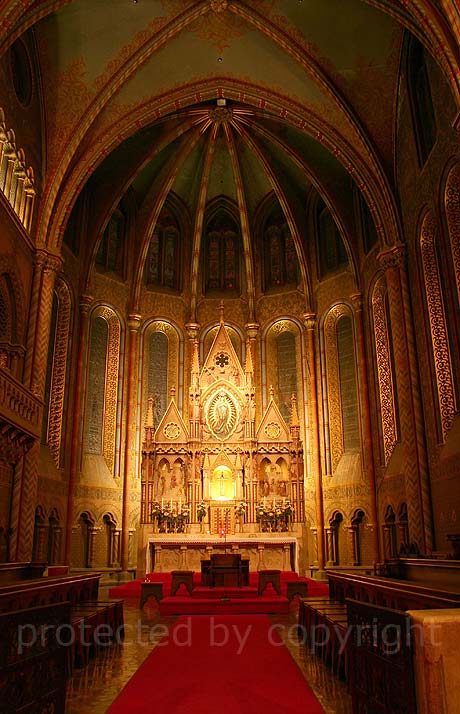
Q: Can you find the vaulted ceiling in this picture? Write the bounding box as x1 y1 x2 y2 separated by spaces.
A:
2 0 459 313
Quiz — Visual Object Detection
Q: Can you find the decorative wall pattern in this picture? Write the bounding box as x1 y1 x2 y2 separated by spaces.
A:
46 280 71 467
420 211 455 441
372 279 398 464
444 163 460 305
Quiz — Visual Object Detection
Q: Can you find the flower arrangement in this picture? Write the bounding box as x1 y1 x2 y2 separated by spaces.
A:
151 500 190 533
234 501 247 518
256 499 293 532
196 501 208 522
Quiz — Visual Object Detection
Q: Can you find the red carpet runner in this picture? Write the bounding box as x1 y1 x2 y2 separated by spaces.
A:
108 614 324 714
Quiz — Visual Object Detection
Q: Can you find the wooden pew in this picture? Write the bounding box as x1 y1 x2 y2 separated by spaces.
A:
0 601 70 713
0 572 101 613
0 561 46 584
327 569 460 610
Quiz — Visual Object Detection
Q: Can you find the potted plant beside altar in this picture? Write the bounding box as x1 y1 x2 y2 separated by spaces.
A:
196 500 208 533
234 501 247 533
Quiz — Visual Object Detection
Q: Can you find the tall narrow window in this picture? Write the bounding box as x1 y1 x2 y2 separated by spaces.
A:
407 35 437 166
266 321 301 427
276 331 297 424
204 210 240 294
262 206 299 290
324 306 360 475
84 308 121 475
145 208 180 291
96 209 125 276
316 199 348 279
356 190 378 254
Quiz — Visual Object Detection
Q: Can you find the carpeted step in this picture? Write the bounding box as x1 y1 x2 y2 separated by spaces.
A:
191 586 258 599
159 596 290 616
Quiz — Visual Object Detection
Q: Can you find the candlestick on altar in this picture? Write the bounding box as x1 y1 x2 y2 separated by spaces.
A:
161 498 164 509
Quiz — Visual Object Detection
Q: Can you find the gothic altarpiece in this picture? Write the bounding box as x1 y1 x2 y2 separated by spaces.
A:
139 317 305 573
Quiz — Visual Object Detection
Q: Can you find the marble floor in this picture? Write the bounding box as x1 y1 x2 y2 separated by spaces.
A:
65 595 352 714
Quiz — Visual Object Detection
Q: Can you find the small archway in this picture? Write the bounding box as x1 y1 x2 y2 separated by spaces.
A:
47 508 62 565
383 505 397 560
326 511 343 566
102 513 119 567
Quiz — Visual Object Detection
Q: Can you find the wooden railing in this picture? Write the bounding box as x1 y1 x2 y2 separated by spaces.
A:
0 572 101 614
327 569 460 610
0 366 42 440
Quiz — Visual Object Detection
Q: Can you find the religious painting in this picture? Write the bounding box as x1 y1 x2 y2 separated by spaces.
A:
205 388 239 440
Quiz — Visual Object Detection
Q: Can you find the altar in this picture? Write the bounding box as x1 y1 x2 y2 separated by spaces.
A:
147 535 298 574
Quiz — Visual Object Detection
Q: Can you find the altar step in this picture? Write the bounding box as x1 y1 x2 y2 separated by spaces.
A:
191 586 258 599
159 595 290 616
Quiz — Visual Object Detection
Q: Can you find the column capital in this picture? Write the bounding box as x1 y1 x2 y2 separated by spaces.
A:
245 322 259 340
303 312 316 331
79 295 94 314
185 322 200 340
350 293 364 311
127 313 142 332
33 249 48 270
377 244 406 272
44 253 63 275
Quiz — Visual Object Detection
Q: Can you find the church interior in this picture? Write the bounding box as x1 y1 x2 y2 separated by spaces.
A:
1 1 460 712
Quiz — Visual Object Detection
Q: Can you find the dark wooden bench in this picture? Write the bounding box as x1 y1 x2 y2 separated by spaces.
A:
0 601 70 713
0 561 47 584
0 572 101 614
298 567 460 694
327 569 460 610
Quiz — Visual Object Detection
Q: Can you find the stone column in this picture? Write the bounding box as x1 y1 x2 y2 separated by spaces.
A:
378 246 433 553
112 529 121 566
35 524 48 562
155 545 163 572
283 544 291 571
382 525 393 560
24 252 62 394
351 293 380 563
257 544 265 570
347 525 359 566
310 527 319 567
325 527 338 567
303 314 325 570
17 252 62 560
52 526 62 564
121 314 141 572
87 526 98 568
64 296 93 564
